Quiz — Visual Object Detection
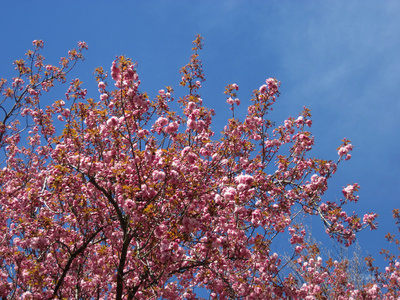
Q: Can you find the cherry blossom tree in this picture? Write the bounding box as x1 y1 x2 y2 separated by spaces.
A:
0 35 398 299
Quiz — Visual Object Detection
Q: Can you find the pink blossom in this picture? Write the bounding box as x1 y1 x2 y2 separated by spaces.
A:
137 129 147 138
156 117 168 127
127 88 136 97
296 116 304 125
343 184 354 195
32 39 44 48
259 84 267 94
187 152 197 164
22 291 33 299
165 121 179 133
124 199 136 210
266 77 277 89
125 67 135 80
187 101 196 110
235 174 254 186
338 147 347 156
187 118 197 130
342 184 360 201
152 170 166 181
310 174 318 182
111 61 121 81
100 93 108 101
338 144 353 157
107 116 119 128
154 224 167 239
98 81 106 90
226 97 234 105
223 187 237 200
28 88 38 95
363 213 377 226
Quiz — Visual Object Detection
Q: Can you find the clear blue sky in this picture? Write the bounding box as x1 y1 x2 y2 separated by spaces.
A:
1 1 399 269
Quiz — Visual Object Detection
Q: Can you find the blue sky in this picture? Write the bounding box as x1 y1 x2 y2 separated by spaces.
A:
1 1 399 269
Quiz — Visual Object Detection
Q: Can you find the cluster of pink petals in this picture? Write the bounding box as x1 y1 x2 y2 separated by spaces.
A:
98 81 106 90
338 143 353 160
226 97 240 106
111 61 121 81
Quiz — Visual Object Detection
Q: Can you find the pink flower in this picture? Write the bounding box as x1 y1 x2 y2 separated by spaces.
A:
187 152 197 164
124 199 136 210
32 40 44 48
137 129 147 138
296 116 304 125
156 117 168 127
22 291 33 299
98 81 106 90
235 174 254 186
100 93 108 101
338 148 347 156
154 224 167 239
187 119 197 130
319 203 328 211
28 88 38 96
165 121 179 133
127 88 136 97
266 78 277 89
338 144 353 157
363 213 377 224
187 101 196 110
223 187 237 200
231 83 239 90
125 67 135 80
78 41 88 50
111 61 121 81
342 184 359 199
107 116 119 128
152 170 166 181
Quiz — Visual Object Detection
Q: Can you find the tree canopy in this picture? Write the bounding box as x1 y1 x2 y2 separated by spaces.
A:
0 36 398 299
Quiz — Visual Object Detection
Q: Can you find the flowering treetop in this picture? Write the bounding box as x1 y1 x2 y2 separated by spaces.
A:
0 35 397 300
